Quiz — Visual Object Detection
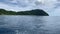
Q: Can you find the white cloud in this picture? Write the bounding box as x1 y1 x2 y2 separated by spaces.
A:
0 0 40 11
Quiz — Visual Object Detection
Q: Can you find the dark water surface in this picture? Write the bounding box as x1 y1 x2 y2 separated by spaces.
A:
0 16 60 34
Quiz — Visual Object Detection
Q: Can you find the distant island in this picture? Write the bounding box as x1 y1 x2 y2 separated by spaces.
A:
0 9 49 16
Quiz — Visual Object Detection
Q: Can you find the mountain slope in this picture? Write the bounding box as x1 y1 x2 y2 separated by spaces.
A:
0 9 49 16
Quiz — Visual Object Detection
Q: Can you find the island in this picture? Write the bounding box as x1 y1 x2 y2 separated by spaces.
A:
0 9 49 16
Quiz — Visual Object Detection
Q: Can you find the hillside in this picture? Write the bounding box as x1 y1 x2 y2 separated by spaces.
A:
0 9 49 16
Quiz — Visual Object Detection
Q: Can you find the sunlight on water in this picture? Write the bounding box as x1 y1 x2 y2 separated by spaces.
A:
15 30 19 34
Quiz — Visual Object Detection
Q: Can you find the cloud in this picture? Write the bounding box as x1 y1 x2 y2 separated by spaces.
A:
0 0 46 9
0 0 39 10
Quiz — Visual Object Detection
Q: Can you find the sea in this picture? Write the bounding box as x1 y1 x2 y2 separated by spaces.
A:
0 15 60 34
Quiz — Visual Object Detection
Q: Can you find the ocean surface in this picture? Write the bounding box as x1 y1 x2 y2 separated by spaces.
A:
0 16 60 34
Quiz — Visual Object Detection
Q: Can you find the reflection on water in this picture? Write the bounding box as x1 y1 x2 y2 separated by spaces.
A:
0 16 60 34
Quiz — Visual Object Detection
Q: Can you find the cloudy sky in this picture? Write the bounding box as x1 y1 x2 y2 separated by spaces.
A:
0 0 60 16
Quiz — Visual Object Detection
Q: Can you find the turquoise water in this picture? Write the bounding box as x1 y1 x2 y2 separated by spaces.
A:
0 16 60 34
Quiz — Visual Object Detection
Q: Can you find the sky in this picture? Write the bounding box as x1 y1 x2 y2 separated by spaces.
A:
0 0 60 16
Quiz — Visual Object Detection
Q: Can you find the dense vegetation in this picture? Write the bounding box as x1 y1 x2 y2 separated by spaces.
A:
0 9 49 16
0 9 16 15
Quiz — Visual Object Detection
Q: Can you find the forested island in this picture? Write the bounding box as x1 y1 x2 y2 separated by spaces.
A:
0 9 49 16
